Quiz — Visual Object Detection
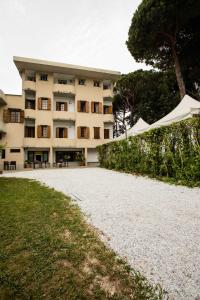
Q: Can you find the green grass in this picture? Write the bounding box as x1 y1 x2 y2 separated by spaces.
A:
0 178 166 299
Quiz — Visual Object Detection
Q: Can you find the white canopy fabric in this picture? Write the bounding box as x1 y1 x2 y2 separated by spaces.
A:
114 118 149 140
149 94 200 130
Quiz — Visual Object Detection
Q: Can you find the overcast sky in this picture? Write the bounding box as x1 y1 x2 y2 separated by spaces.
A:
0 0 146 94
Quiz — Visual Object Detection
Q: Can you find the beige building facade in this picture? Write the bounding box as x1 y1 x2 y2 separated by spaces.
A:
0 57 120 170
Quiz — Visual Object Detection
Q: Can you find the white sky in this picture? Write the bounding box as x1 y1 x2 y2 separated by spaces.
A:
0 0 146 94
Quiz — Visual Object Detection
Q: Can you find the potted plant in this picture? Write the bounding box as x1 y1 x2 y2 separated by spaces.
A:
76 152 85 166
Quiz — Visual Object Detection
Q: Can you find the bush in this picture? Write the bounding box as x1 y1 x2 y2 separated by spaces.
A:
97 118 200 187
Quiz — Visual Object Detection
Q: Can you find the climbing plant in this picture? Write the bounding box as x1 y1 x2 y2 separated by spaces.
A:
97 118 200 187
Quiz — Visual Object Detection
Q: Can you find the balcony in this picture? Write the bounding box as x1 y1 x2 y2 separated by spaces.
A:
53 83 75 95
103 88 113 99
0 121 6 133
23 80 36 91
103 114 114 123
25 109 36 119
24 137 51 148
53 111 75 121
52 138 76 148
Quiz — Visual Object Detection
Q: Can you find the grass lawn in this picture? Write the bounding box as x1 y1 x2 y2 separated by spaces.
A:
0 177 165 299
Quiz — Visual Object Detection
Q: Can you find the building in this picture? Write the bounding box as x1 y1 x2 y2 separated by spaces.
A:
0 57 120 170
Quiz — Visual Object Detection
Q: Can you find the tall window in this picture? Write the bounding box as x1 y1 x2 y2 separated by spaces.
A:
56 102 66 111
104 129 110 139
41 98 48 110
78 79 85 85
25 99 35 110
80 101 86 112
25 126 35 138
10 111 20 123
94 102 99 113
80 127 87 138
42 126 48 137
94 127 100 139
94 81 100 87
40 74 48 81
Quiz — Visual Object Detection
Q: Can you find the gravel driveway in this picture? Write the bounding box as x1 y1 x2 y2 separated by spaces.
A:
2 168 200 299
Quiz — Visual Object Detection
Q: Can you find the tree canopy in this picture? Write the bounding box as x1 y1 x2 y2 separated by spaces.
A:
126 0 200 99
113 70 180 136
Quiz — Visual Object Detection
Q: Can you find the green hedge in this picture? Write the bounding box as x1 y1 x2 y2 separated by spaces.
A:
97 118 200 187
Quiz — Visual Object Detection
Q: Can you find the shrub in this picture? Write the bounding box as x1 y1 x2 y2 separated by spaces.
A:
97 118 200 187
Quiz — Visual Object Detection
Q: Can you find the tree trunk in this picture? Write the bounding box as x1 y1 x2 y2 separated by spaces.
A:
171 42 186 99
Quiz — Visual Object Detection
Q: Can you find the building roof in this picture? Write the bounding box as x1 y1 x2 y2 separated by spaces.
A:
13 56 121 81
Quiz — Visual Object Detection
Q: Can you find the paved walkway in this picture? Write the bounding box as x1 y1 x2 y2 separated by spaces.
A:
2 168 200 299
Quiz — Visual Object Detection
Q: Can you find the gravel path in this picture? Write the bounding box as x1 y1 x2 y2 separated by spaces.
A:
2 168 200 299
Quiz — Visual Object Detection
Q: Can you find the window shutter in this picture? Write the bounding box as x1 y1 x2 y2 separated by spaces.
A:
56 127 59 138
91 102 94 113
20 110 24 123
99 102 103 114
64 128 68 138
108 106 113 114
86 127 90 139
77 127 81 138
56 102 59 111
64 102 68 111
77 101 81 112
48 98 51 110
86 101 89 113
47 126 51 138
37 125 42 138
3 109 10 123
38 98 42 110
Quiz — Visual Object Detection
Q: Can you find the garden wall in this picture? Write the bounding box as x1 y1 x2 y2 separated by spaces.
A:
97 118 200 186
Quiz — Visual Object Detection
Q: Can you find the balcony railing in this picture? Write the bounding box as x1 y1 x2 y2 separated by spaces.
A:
53 83 75 95
53 111 75 121
23 80 36 91
52 138 76 148
103 88 113 99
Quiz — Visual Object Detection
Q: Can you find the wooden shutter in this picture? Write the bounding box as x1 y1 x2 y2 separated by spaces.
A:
99 102 103 114
48 98 51 110
64 128 68 138
56 102 59 111
91 102 94 113
77 126 81 138
20 110 24 123
56 127 59 138
108 106 113 114
86 127 90 139
37 125 42 138
77 101 81 112
38 98 42 110
64 102 68 111
47 126 51 138
3 109 10 123
86 101 89 113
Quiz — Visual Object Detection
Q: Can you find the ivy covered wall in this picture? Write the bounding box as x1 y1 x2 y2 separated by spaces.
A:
97 118 200 187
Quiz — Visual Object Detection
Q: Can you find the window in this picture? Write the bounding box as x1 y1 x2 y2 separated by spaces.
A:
41 126 48 138
10 110 20 123
40 74 48 81
27 75 36 82
94 102 99 113
94 127 100 139
0 133 2 140
94 80 100 87
80 101 86 112
56 102 67 111
0 149 5 159
25 126 35 138
79 79 85 85
25 99 35 110
80 127 87 138
103 83 111 90
10 148 21 153
58 79 67 85
103 105 112 114
41 98 48 110
56 127 67 139
104 129 110 139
